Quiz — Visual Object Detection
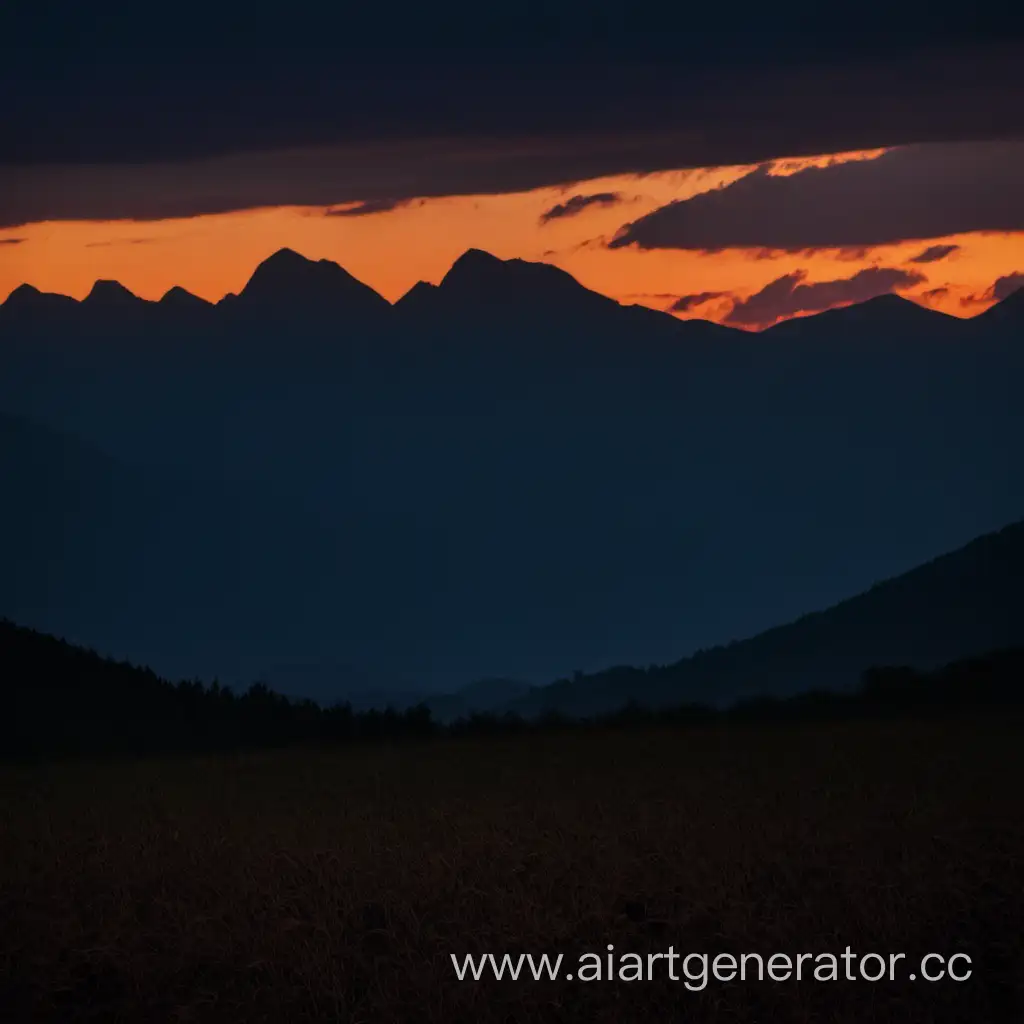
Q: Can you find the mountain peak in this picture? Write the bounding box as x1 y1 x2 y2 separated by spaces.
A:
442 248 507 281
437 249 612 314
242 249 329 294
859 292 917 309
83 279 145 306
2 283 42 309
251 248 311 276
4 282 40 302
159 285 211 309
236 248 390 316
1 283 79 314
839 293 942 321
393 280 439 314
766 291 954 336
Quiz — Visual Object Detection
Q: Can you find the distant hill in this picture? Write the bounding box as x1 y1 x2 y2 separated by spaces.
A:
0 413 394 689
424 677 534 723
2 249 1023 693
509 517 1024 717
4 610 1023 760
764 293 963 342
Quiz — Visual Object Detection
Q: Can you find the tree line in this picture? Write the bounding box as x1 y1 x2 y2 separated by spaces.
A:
2 618 1022 760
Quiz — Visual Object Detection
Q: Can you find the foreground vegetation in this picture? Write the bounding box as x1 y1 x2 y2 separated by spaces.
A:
4 620 1022 1019
2 715 1022 1023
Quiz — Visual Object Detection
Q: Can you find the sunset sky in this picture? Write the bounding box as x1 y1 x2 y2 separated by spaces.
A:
2 14 1022 330
3 144 1021 330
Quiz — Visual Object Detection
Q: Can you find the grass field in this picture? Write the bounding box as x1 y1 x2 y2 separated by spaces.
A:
2 717 1022 1022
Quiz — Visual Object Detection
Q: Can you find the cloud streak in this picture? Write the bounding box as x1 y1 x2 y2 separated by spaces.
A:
725 266 926 326
324 198 414 217
609 142 1024 251
83 237 156 248
907 243 960 264
539 192 622 224
670 291 729 312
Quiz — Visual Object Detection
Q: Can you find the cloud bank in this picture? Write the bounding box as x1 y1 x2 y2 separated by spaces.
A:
610 142 1024 251
1 41 1023 228
988 271 1024 302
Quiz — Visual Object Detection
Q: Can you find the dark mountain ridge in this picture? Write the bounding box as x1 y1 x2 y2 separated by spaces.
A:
510 517 1024 718
7 247 1018 336
764 292 963 340
1 250 1022 693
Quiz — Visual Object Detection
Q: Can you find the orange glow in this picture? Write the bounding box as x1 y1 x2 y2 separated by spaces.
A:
0 147 1019 331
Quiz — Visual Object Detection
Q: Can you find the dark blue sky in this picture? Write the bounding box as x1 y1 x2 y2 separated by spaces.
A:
2 4 1023 166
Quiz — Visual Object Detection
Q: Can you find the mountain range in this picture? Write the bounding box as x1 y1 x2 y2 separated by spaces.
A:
1 248 1022 698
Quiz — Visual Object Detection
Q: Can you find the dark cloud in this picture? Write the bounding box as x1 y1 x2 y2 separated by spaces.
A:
2 22 1022 166
921 286 951 300
84 237 155 248
670 291 729 312
0 237 25 245
1 38 1023 226
907 243 960 264
324 198 413 217
832 246 874 261
516 235 614 260
539 192 622 224
609 142 1024 252
988 271 1024 301
745 245 875 261
726 267 927 326
962 271 1024 307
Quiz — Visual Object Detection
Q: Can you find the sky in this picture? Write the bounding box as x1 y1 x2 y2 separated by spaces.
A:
2 11 1022 330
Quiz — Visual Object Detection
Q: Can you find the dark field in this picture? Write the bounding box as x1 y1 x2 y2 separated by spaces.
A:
2 718 1022 1023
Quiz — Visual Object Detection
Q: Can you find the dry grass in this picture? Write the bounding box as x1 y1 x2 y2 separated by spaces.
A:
2 718 1022 1023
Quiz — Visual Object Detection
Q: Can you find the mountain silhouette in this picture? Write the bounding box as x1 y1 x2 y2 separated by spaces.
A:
229 247 392 321
401 249 732 348
393 279 440 316
78 281 156 332
435 248 616 311
764 292 961 344
160 285 212 310
82 279 149 308
0 283 79 329
510 516 1024 718
1 249 1023 693
2 249 1015 340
